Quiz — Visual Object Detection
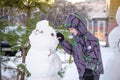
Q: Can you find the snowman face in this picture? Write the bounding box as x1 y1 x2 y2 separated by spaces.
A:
29 20 59 50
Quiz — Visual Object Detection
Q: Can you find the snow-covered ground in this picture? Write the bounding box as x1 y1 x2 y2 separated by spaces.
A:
59 46 114 80
1 45 114 80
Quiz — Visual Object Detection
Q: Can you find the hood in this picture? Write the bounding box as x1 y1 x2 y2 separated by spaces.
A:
65 12 87 35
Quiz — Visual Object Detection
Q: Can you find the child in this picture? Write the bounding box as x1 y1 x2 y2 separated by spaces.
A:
57 12 104 80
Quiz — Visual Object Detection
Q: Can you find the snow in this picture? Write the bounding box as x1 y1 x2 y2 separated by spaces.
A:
2 55 22 79
61 7 120 80
61 63 79 80
26 20 62 80
2 45 119 80
60 46 114 80
116 7 120 25
92 13 107 19
2 9 120 79
100 6 120 80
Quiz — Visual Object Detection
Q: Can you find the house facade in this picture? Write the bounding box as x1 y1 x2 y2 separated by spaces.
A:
87 0 120 46
107 0 120 33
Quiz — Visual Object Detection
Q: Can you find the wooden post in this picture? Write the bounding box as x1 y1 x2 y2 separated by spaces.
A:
92 20 95 34
105 18 109 47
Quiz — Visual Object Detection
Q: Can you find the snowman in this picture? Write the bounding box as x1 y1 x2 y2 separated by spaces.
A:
26 20 62 80
100 7 120 80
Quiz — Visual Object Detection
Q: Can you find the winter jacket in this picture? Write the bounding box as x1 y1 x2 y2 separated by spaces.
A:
60 12 104 77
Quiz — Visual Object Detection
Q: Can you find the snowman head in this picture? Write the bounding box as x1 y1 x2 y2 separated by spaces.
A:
29 20 59 51
116 6 120 26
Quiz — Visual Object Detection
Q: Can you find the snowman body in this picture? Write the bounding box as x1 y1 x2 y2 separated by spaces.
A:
100 7 120 80
26 20 62 80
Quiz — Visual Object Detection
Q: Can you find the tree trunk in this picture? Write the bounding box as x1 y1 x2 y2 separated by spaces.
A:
22 48 27 63
21 47 27 80
20 6 31 80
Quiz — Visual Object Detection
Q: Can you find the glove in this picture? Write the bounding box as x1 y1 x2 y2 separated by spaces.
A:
57 32 64 42
83 68 94 80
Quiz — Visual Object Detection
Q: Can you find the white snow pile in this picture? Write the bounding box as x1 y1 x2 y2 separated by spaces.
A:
26 20 62 80
1 51 22 80
100 6 120 80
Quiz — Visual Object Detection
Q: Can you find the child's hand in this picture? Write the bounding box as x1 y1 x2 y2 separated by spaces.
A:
57 32 64 42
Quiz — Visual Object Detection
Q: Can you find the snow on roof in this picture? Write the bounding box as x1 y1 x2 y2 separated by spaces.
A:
92 13 107 18
88 12 108 20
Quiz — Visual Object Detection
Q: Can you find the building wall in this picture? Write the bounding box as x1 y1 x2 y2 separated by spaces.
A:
107 0 120 33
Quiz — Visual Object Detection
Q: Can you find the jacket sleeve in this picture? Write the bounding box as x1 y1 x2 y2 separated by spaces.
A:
60 40 73 55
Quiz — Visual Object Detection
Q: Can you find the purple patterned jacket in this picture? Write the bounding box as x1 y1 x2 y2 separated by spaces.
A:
60 12 104 77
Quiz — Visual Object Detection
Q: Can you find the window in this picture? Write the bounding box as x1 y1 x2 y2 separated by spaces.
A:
100 21 104 27
94 20 98 27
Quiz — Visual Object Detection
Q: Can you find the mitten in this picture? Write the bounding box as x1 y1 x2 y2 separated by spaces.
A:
57 32 64 42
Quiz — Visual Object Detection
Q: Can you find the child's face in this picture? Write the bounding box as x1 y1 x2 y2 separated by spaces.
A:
68 28 78 36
